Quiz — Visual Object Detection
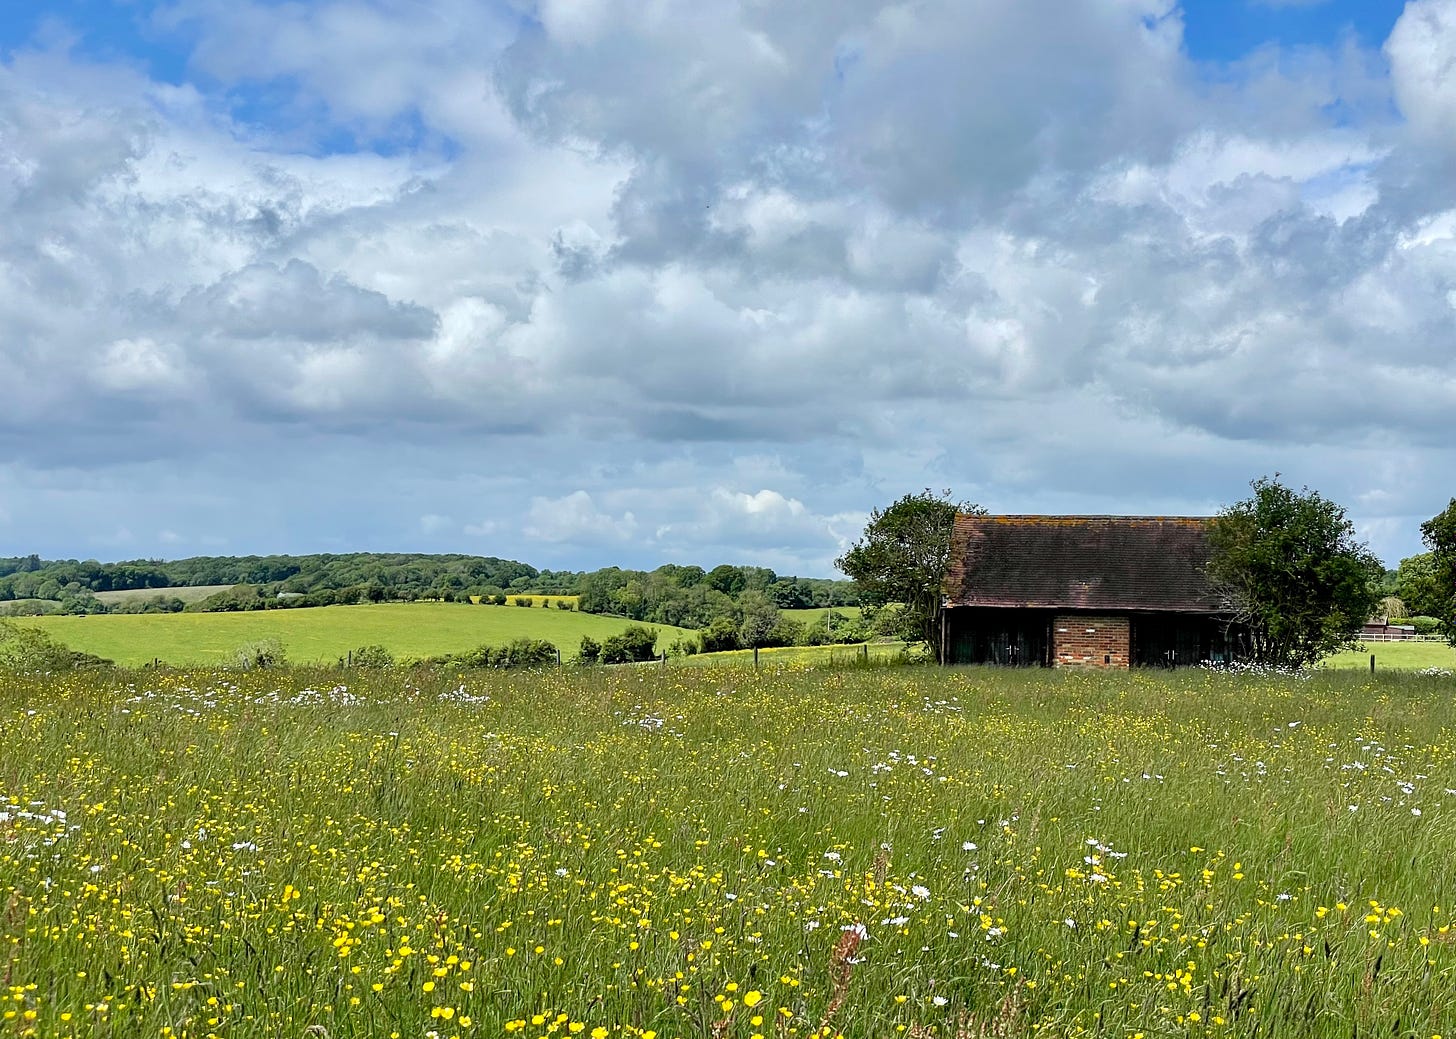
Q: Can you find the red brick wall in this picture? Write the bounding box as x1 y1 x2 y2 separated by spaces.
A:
1052 615 1129 668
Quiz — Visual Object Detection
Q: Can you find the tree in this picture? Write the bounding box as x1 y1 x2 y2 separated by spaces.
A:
1207 477 1383 667
835 490 979 661
1394 552 1444 618
1419 499 1456 646
737 590 780 649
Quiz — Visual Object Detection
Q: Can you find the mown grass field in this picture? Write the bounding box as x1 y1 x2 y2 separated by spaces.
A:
91 585 235 605
3 664 1456 1038
18 603 691 667
1322 640 1456 671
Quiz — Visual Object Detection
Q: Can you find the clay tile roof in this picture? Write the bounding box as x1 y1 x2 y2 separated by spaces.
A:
943 515 1223 613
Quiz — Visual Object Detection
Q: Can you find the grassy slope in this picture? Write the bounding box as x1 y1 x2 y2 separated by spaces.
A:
21 603 691 667
780 606 863 626
92 584 235 605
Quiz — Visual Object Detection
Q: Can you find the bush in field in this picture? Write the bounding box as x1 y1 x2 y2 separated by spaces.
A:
555 599 574 610
599 625 658 664
0 619 112 671
349 645 395 669
233 638 286 670
491 638 558 668
577 636 601 665
445 638 559 670
513 597 532 607
668 637 699 656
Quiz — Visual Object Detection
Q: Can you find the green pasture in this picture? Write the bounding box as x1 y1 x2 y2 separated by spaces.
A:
781 605 864 627
1320 639 1456 671
20 602 691 667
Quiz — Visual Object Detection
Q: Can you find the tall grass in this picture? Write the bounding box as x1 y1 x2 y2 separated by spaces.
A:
2 664 1454 1037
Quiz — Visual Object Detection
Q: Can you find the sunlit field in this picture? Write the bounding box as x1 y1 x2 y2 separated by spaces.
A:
4 664 1456 1038
19 604 688 668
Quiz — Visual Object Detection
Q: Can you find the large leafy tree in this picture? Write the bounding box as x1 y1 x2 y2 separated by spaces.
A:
1419 499 1456 646
835 490 981 660
1393 552 1445 619
1208 477 1383 667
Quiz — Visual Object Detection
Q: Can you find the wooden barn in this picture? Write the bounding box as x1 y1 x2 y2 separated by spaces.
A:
940 515 1236 668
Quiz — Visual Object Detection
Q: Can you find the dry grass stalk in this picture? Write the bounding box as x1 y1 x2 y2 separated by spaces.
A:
817 924 865 1035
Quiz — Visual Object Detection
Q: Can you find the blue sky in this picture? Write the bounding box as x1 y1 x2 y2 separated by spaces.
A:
1 0 1454 573
1181 0 1406 61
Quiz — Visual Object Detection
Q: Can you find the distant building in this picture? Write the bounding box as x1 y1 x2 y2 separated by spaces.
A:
1360 621 1416 641
941 515 1236 668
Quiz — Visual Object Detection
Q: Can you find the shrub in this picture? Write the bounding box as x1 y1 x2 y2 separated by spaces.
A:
513 597 532 607
555 600 574 610
490 638 558 668
0 620 111 672
233 638 286 670
442 638 559 670
349 645 395 669
577 636 601 665
600 625 658 665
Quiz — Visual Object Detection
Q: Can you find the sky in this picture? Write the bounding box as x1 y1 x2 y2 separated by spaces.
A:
0 0 1452 576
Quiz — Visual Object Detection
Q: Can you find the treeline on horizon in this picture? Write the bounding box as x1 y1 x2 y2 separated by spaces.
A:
0 552 858 626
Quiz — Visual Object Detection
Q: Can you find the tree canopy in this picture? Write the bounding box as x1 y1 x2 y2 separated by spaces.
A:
1207 477 1383 668
835 490 980 660
1419 498 1456 647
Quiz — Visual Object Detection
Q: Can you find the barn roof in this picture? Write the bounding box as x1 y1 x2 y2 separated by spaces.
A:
943 515 1224 614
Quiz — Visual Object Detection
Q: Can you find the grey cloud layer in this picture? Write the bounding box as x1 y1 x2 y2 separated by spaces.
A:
2 0 1455 569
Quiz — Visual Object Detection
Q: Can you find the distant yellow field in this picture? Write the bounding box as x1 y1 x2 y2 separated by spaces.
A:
478 594 581 608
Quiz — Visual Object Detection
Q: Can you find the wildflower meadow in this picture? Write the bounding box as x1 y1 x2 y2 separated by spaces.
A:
3 663 1455 1038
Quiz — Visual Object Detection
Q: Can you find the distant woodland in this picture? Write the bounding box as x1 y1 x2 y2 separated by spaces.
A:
0 553 860 645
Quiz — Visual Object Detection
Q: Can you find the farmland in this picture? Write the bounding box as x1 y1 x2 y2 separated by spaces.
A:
4 663 1456 1038
91 585 235 606
17 603 690 667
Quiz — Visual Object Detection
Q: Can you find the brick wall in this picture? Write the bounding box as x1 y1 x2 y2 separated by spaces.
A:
1052 615 1129 668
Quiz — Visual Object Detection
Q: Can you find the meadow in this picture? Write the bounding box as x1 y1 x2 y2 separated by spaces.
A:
3 663 1456 1038
18 603 690 667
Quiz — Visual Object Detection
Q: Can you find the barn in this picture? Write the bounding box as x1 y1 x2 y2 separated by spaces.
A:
940 514 1236 668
